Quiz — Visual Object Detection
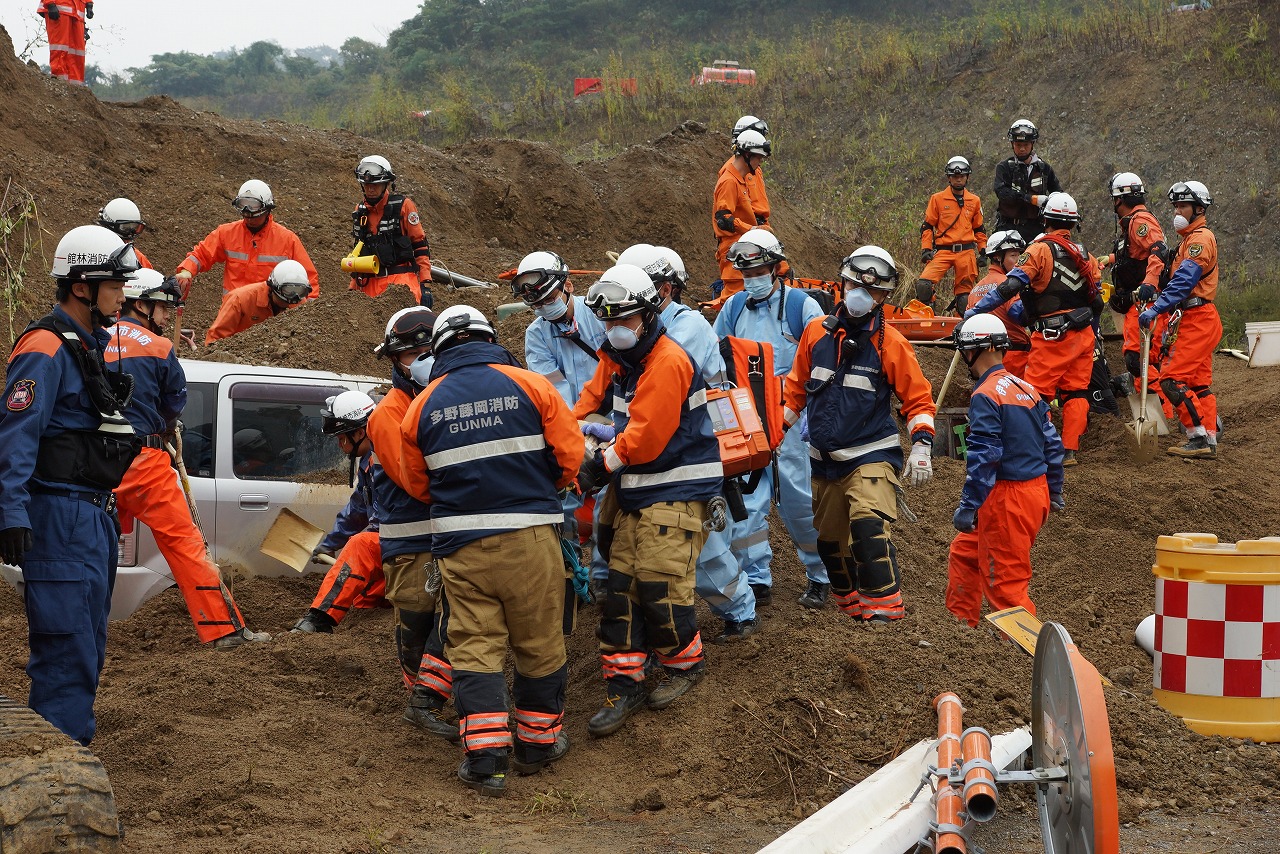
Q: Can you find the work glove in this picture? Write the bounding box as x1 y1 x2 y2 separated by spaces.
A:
1138 308 1158 330
952 507 977 533
962 307 978 320
309 547 335 565
1096 254 1112 270
84 2 93 18
977 252 988 269
419 286 433 309
921 249 936 264
755 215 767 226
1050 494 1065 512
0 527 34 566
581 422 616 443
904 441 933 487
797 411 810 443
42 1 60 20
1136 283 1157 303
83 25 89 41
576 450 609 497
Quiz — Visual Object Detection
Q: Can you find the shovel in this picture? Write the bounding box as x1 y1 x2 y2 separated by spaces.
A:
935 349 962 409
1130 327 1159 464
260 508 326 573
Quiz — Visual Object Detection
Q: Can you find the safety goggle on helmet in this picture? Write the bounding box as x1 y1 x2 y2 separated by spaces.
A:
233 195 271 216
512 252 570 305
584 265 660 321
838 247 898 292
355 156 395 184
382 307 436 356
727 230 786 271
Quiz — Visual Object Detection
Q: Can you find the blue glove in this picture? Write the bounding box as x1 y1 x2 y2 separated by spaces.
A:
1138 308 1157 329
798 411 810 443
419 286 434 309
952 507 977 533
962 308 978 320
581 422 616 442
1050 494 1065 512
1136 284 1157 303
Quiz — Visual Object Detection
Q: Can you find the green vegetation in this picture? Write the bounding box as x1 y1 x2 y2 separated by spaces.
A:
0 180 43 346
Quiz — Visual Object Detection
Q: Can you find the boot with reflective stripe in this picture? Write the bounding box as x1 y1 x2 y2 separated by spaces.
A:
511 732 570 775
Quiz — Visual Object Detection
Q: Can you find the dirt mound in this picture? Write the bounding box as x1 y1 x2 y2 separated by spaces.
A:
3 22 1280 854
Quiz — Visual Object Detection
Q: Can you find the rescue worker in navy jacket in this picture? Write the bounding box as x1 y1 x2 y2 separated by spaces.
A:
572 265 725 737
399 305 583 796
783 246 936 623
0 225 141 744
946 314 1064 627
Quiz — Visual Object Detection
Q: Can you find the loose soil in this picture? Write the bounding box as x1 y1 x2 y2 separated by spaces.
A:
1 23 1278 854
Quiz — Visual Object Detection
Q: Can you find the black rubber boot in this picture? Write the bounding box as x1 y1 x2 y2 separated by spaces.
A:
587 689 646 738
290 608 335 634
511 733 570 775
403 688 460 743
457 758 507 797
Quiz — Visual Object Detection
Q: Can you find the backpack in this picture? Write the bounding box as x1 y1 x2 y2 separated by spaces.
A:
721 285 827 344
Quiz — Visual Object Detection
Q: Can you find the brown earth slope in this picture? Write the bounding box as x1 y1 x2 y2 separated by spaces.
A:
1 22 1279 854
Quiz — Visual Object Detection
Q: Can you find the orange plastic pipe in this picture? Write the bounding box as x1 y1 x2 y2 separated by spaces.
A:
960 726 999 823
933 692 966 854
496 267 605 281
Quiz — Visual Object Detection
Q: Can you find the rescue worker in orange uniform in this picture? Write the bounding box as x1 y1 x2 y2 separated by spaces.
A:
711 129 771 306
399 305 582 796
204 259 310 344
174 180 319 301
1139 180 1222 458
96 198 151 268
291 391 388 634
1096 173 1173 415
946 314 1064 627
728 116 772 226
993 120 1062 244
572 265 722 736
105 269 270 649
783 246 936 623
966 192 1102 467
36 0 90 84
362 308 456 741
916 156 987 314
348 155 435 307
968 230 1033 378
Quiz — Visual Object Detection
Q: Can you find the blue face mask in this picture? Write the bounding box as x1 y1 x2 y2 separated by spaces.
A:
743 274 774 300
534 296 568 321
844 287 876 317
409 355 436 387
606 324 639 350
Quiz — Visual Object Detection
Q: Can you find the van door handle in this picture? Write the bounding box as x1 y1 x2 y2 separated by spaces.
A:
239 494 270 511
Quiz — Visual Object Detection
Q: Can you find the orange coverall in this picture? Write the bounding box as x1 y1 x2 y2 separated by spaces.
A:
1114 206 1171 410
37 0 87 84
712 164 766 300
920 187 987 302
310 530 388 623
177 216 320 300
1157 216 1221 437
969 271 1032 378
720 156 770 226
349 194 433 301
204 281 291 344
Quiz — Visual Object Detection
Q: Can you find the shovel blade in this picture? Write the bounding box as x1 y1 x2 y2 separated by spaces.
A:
260 508 326 572
1131 421 1159 464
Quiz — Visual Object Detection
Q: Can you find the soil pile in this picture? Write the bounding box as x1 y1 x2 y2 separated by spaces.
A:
1 22 1279 854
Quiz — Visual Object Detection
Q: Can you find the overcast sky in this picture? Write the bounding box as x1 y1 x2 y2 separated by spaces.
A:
1 0 425 74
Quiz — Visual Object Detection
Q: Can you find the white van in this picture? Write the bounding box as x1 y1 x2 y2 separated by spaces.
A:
2 359 384 620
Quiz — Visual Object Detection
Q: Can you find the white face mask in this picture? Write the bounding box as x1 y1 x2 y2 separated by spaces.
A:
743 274 774 300
606 324 639 350
1172 214 1191 232
844 287 876 317
409 355 436 388
534 296 568 321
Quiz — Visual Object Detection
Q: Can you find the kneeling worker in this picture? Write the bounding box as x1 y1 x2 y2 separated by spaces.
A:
946 314 1064 627
205 259 310 344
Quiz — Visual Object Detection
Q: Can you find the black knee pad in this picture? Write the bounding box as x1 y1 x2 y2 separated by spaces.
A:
849 516 899 592
1123 350 1142 379
397 609 432 670
600 568 633 621
914 279 936 305
954 292 969 315
1159 378 1185 406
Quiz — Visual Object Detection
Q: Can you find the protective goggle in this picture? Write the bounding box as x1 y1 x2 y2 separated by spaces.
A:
110 220 146 237
1009 123 1037 141
726 241 774 269
512 269 567 303
355 163 392 182
738 140 772 156
740 119 769 136
232 196 270 215
585 280 645 320
136 277 185 307
839 256 897 290
80 242 142 282
1167 182 1206 204
270 278 311 304
386 318 434 353
945 164 971 176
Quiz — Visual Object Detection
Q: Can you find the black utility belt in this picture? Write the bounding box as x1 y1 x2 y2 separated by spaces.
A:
935 242 976 253
1007 342 1032 352
383 263 417 276
141 434 166 450
1030 307 1093 338
1179 297 1212 310
31 486 117 514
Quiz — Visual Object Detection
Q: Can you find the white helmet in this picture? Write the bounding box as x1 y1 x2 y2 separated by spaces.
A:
734 129 771 157
727 228 786 270
954 313 1010 352
320 390 376 435
652 246 689 288
96 197 146 239
233 179 275 215
122 268 182 304
1168 180 1212 208
51 225 140 282
585 264 660 321
616 243 677 285
267 259 311 304
984 230 1027 258
945 156 972 176
1008 119 1039 142
355 155 395 184
1108 172 1146 199
408 352 436 388
1042 192 1080 224
512 250 570 304
432 304 496 352
383 307 436 357
733 115 769 137
839 245 898 291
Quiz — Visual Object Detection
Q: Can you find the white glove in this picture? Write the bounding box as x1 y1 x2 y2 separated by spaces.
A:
905 442 933 486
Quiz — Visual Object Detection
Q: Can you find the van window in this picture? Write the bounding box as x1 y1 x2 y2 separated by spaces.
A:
181 382 217 477
229 382 352 482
